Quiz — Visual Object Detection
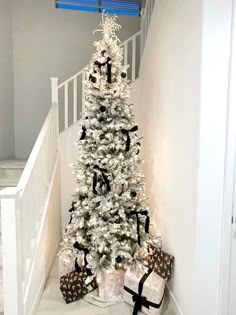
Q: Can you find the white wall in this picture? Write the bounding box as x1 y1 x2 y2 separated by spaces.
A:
193 1 232 314
11 0 140 158
0 0 15 160
137 1 201 313
135 0 232 314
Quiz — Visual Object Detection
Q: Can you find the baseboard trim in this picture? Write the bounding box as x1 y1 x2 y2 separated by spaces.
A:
166 284 184 315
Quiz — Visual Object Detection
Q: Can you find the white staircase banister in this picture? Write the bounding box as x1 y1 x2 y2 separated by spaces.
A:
119 30 141 48
17 103 59 194
58 69 84 89
0 100 59 314
58 30 142 90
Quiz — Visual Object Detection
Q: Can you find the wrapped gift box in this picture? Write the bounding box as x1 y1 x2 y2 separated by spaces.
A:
59 254 76 278
123 265 165 315
97 270 125 301
145 245 174 281
58 246 86 278
60 269 97 304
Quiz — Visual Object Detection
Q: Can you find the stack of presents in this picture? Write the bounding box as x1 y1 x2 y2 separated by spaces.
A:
59 238 174 315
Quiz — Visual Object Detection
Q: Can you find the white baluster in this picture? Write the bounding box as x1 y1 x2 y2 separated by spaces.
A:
132 37 136 82
64 82 68 129
144 7 147 44
82 71 85 112
50 77 59 104
124 42 128 66
73 76 77 123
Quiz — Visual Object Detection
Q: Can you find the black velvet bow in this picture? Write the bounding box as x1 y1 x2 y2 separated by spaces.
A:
69 201 76 213
124 268 164 315
80 126 86 140
94 57 112 83
93 165 111 194
73 242 93 276
121 126 138 151
68 202 77 224
130 210 150 246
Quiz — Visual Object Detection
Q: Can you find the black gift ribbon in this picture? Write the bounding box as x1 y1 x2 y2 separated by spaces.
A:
124 268 165 315
80 126 86 140
130 210 150 246
93 165 111 194
121 126 138 151
73 242 93 276
94 57 112 83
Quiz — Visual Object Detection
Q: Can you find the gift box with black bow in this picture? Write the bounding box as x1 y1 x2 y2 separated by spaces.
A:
123 265 165 315
145 244 174 282
60 257 97 304
59 242 91 278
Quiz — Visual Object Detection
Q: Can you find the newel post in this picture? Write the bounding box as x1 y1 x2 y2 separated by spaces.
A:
0 188 24 315
50 77 59 104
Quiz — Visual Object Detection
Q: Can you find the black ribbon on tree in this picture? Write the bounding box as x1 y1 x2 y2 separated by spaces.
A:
69 201 76 213
80 126 86 140
94 57 112 83
93 165 111 194
121 126 138 151
68 201 77 224
73 242 93 276
130 210 150 246
124 268 165 315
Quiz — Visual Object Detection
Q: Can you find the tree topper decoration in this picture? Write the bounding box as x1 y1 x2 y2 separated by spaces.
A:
93 13 121 42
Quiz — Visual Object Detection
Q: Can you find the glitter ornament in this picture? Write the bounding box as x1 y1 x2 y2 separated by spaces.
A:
100 105 106 112
115 256 122 263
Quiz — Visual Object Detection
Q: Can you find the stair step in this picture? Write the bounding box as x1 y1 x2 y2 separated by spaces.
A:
0 159 27 187
0 159 26 169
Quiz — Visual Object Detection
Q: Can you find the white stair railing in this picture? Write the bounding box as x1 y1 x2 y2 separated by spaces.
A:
141 0 155 55
54 31 141 132
0 102 59 315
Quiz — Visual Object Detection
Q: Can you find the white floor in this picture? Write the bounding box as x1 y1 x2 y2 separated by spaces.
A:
37 258 176 315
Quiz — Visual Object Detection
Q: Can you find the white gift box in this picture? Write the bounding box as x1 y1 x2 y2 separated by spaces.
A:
97 270 125 301
59 253 85 278
59 254 75 278
123 265 165 315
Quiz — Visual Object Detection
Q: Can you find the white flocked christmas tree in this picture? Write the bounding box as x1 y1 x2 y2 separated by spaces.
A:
59 14 151 279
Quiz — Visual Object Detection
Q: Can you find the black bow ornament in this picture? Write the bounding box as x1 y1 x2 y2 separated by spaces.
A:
69 201 76 212
121 126 138 151
94 57 112 83
92 165 111 194
73 242 93 276
80 126 86 140
130 210 150 246
68 201 77 224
